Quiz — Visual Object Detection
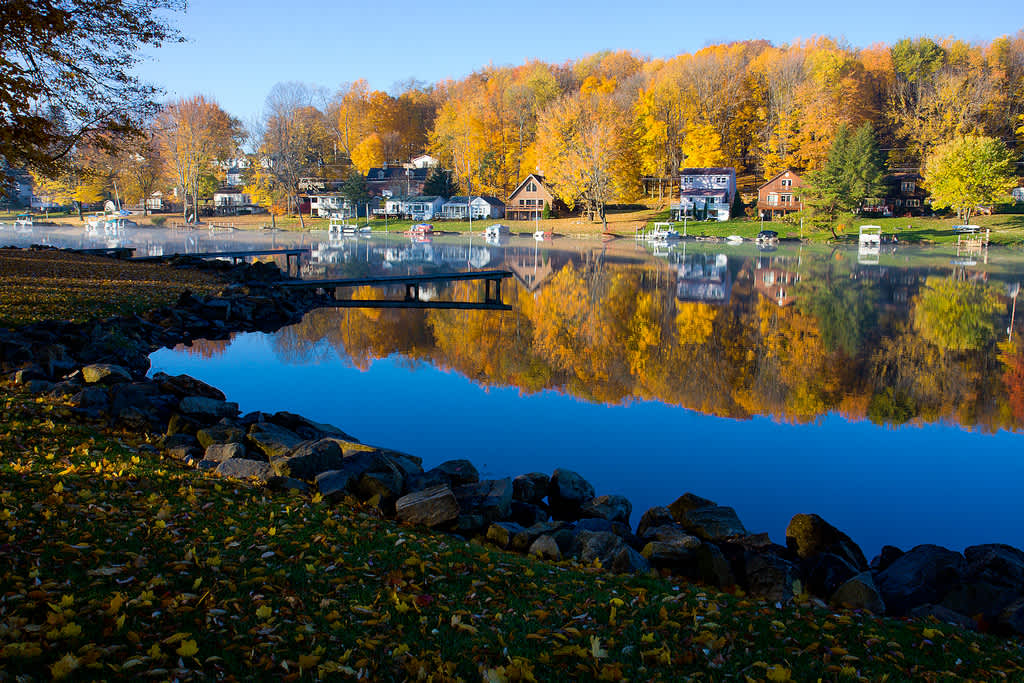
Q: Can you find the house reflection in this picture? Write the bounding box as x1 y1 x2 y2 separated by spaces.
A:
754 255 800 307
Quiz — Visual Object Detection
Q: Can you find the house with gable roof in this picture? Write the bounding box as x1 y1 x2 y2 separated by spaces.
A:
505 173 559 221
672 167 736 221
757 169 806 221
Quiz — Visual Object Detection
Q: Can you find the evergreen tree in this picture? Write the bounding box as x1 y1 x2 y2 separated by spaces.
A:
340 171 371 206
422 167 458 198
845 123 886 206
805 123 886 233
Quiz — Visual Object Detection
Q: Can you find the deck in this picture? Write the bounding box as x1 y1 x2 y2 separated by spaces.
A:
279 270 513 308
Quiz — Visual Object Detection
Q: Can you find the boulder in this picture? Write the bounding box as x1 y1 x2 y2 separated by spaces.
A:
247 422 306 459
574 517 633 540
745 551 801 603
381 450 424 478
999 599 1024 636
512 473 550 504
667 493 716 521
529 535 562 560
432 459 480 487
511 522 570 553
487 522 526 549
785 513 867 571
396 485 460 528
268 411 357 441
509 501 549 528
315 470 354 502
354 470 404 508
166 412 201 436
266 476 310 494
673 505 747 542
802 552 859 599
547 469 595 520
179 396 239 421
70 386 109 410
82 363 132 385
940 580 1020 623
454 478 513 522
580 495 632 525
406 469 454 493
159 434 202 462
272 438 345 480
204 442 246 462
214 458 273 482
152 373 226 401
574 530 626 567
642 535 702 569
870 545 905 572
964 544 1024 589
109 382 160 415
610 546 651 575
875 544 967 616
694 543 737 589
13 366 46 384
830 572 886 613
636 507 675 539
196 423 247 449
908 604 975 630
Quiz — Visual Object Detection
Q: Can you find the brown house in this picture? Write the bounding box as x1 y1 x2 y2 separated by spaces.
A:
505 173 557 221
757 169 806 220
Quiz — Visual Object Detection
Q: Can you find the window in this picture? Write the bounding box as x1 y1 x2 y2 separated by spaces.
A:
768 193 779 205
781 194 792 204
715 176 727 185
527 182 536 192
781 178 792 188
901 180 915 193
519 199 525 206
906 199 920 207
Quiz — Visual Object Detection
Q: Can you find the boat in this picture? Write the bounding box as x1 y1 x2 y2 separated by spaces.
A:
328 219 360 237
647 222 681 242
533 229 552 241
13 213 33 228
726 235 743 245
953 224 981 234
408 223 434 236
485 224 510 239
756 229 779 245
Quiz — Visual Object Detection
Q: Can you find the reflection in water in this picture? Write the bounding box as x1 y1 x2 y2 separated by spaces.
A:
150 237 1024 555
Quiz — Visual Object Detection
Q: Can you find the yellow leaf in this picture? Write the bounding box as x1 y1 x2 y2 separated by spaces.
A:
298 654 321 669
52 481 64 493
50 653 79 680
147 643 162 659
922 627 942 639
116 613 126 630
176 639 198 658
766 665 792 682
256 605 272 620
590 635 608 660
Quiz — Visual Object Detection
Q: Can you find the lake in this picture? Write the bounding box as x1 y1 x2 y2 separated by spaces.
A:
5 222 1023 558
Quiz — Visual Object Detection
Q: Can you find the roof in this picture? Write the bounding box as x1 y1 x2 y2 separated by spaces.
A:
444 196 506 206
757 169 804 190
367 167 430 181
213 187 247 195
406 195 443 202
478 196 504 207
679 189 729 198
680 167 735 176
508 173 550 199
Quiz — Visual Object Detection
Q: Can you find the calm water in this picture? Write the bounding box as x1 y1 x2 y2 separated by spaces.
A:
138 232 1024 559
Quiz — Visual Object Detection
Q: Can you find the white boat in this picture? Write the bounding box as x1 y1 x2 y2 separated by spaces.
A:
13 213 33 228
726 235 743 244
485 224 510 240
533 229 552 241
328 219 360 237
953 224 980 234
647 222 680 241
859 225 882 246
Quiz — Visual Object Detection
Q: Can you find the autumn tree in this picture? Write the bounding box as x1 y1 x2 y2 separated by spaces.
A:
257 82 333 229
157 96 241 222
351 133 385 175
922 133 1017 223
914 276 1002 351
116 129 163 215
0 0 185 174
681 123 726 167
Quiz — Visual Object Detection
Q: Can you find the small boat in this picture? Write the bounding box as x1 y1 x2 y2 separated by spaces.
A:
533 229 552 241
485 224 510 240
726 235 743 244
408 223 434 236
647 222 680 242
13 213 33 228
328 219 360 237
756 229 779 245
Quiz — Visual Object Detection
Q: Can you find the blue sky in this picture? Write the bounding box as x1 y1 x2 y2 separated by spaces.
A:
136 0 1021 122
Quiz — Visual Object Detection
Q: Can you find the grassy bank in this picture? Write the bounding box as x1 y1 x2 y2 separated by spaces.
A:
1 252 1023 680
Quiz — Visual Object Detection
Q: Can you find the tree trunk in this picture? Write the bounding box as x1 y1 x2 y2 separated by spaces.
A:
295 195 305 230
75 202 83 221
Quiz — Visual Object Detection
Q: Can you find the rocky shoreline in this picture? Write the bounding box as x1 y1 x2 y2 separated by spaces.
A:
3 247 1023 639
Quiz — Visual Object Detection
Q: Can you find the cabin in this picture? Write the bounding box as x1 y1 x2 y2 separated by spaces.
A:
402 195 445 220
1012 187 1024 203
441 196 505 220
506 174 557 221
754 255 800 306
672 168 736 222
366 166 429 198
409 154 439 169
860 172 928 217
212 188 251 215
308 193 357 219
675 252 733 303
757 169 805 220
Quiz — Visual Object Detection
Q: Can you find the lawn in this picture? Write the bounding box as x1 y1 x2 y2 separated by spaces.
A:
1 252 1023 680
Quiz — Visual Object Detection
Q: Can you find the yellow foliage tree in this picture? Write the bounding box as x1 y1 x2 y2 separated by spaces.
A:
351 134 385 175
682 123 726 167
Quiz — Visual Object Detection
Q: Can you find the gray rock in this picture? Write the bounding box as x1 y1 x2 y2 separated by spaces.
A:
642 539 700 568
574 517 632 539
268 411 357 441
830 572 886 613
204 442 246 462
786 513 867 571
509 500 549 528
396 485 460 528
179 396 239 421
513 472 550 504
315 470 353 502
406 469 453 493
196 459 220 472
529 535 562 560
574 530 626 567
580 495 632 524
999 598 1024 635
636 506 675 539
159 434 202 461
610 545 651 574
803 552 859 599
70 385 109 409
354 470 404 508
548 469 595 520
196 423 246 449
215 458 273 482
870 545 905 572
153 372 226 401
432 459 480 487
487 522 526 548
266 476 310 494
940 580 1019 622
745 552 801 602
13 366 45 384
667 493 716 521
381 450 424 478
512 522 569 552
908 604 975 630
82 363 132 384
166 412 200 436
110 382 160 415
26 379 54 393
964 544 1024 589
695 543 737 588
673 505 747 541
247 421 305 459
454 478 513 522
272 438 345 480
875 544 967 616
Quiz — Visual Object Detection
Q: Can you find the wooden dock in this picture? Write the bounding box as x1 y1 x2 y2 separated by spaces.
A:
131 248 309 276
73 247 136 259
279 270 513 308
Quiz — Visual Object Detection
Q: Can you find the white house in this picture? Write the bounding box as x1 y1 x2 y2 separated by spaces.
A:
213 188 251 210
441 196 506 220
308 193 356 218
672 167 737 221
1013 187 1024 203
409 154 439 169
403 195 445 220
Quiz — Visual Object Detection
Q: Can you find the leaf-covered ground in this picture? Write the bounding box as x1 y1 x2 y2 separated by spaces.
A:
0 250 221 328
1 389 1023 682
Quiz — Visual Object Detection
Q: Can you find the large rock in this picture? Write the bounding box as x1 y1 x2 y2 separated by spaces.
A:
574 530 625 566
486 522 526 549
153 372 226 401
247 422 306 459
509 501 549 528
667 493 716 520
455 478 512 521
636 507 675 539
580 495 632 525
82 363 132 385
999 599 1024 636
802 552 859 599
745 552 801 602
529 535 562 560
268 411 357 441
396 485 460 528
179 396 239 421
642 534 702 569
159 434 202 462
610 546 651 575
875 544 967 616
673 505 747 542
547 469 595 520
870 545 905 572
354 470 404 507
513 473 550 504
315 470 354 502
830 572 886 613
785 513 867 571
695 543 737 589
431 459 480 487
196 423 247 449
964 544 1024 589
204 442 247 462
272 438 345 480
214 458 273 482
